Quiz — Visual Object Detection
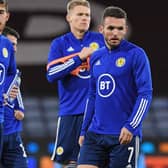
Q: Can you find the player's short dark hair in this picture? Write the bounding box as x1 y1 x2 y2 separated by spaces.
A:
0 0 8 11
102 6 127 23
67 0 90 13
2 26 20 39
0 0 7 3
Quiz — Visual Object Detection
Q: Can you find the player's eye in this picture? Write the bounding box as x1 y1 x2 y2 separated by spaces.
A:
117 27 124 30
0 10 6 14
12 43 17 46
107 26 115 30
77 13 83 16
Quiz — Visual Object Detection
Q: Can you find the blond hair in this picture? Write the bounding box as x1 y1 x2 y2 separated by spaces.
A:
67 0 90 13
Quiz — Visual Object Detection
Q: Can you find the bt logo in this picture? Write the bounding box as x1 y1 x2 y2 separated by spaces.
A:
98 73 115 98
0 64 5 85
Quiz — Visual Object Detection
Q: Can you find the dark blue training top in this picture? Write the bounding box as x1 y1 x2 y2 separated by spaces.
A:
81 40 153 138
47 31 105 116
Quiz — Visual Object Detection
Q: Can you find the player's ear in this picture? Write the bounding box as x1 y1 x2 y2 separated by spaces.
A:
126 25 128 33
66 14 71 23
6 12 10 21
98 24 103 33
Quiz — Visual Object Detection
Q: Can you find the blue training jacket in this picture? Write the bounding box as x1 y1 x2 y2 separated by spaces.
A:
3 69 24 135
47 31 104 116
0 35 17 123
81 40 153 138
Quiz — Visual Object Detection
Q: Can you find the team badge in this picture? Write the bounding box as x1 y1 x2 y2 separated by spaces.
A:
89 42 99 51
2 48 8 58
56 146 64 155
116 57 126 67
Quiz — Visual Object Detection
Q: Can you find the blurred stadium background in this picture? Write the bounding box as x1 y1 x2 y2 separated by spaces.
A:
6 0 168 167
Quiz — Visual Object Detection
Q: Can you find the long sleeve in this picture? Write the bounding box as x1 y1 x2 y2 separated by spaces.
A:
14 88 24 112
7 45 17 76
46 38 82 82
124 48 153 135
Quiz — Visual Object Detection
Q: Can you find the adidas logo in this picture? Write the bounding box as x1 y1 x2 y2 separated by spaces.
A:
67 46 74 52
95 60 101 65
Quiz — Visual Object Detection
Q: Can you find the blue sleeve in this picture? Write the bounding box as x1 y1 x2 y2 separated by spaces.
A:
7 44 17 75
14 88 24 112
46 38 82 82
124 48 153 134
80 55 96 136
5 69 24 112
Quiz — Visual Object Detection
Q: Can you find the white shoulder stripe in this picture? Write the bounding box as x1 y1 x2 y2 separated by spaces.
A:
48 59 74 76
83 98 89 120
49 59 74 73
17 88 24 109
130 99 144 125
6 73 18 95
132 101 148 128
130 98 148 129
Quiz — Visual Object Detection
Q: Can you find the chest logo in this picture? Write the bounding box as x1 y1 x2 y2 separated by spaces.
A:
116 57 126 67
2 48 8 58
98 73 115 98
89 42 99 51
0 63 5 85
